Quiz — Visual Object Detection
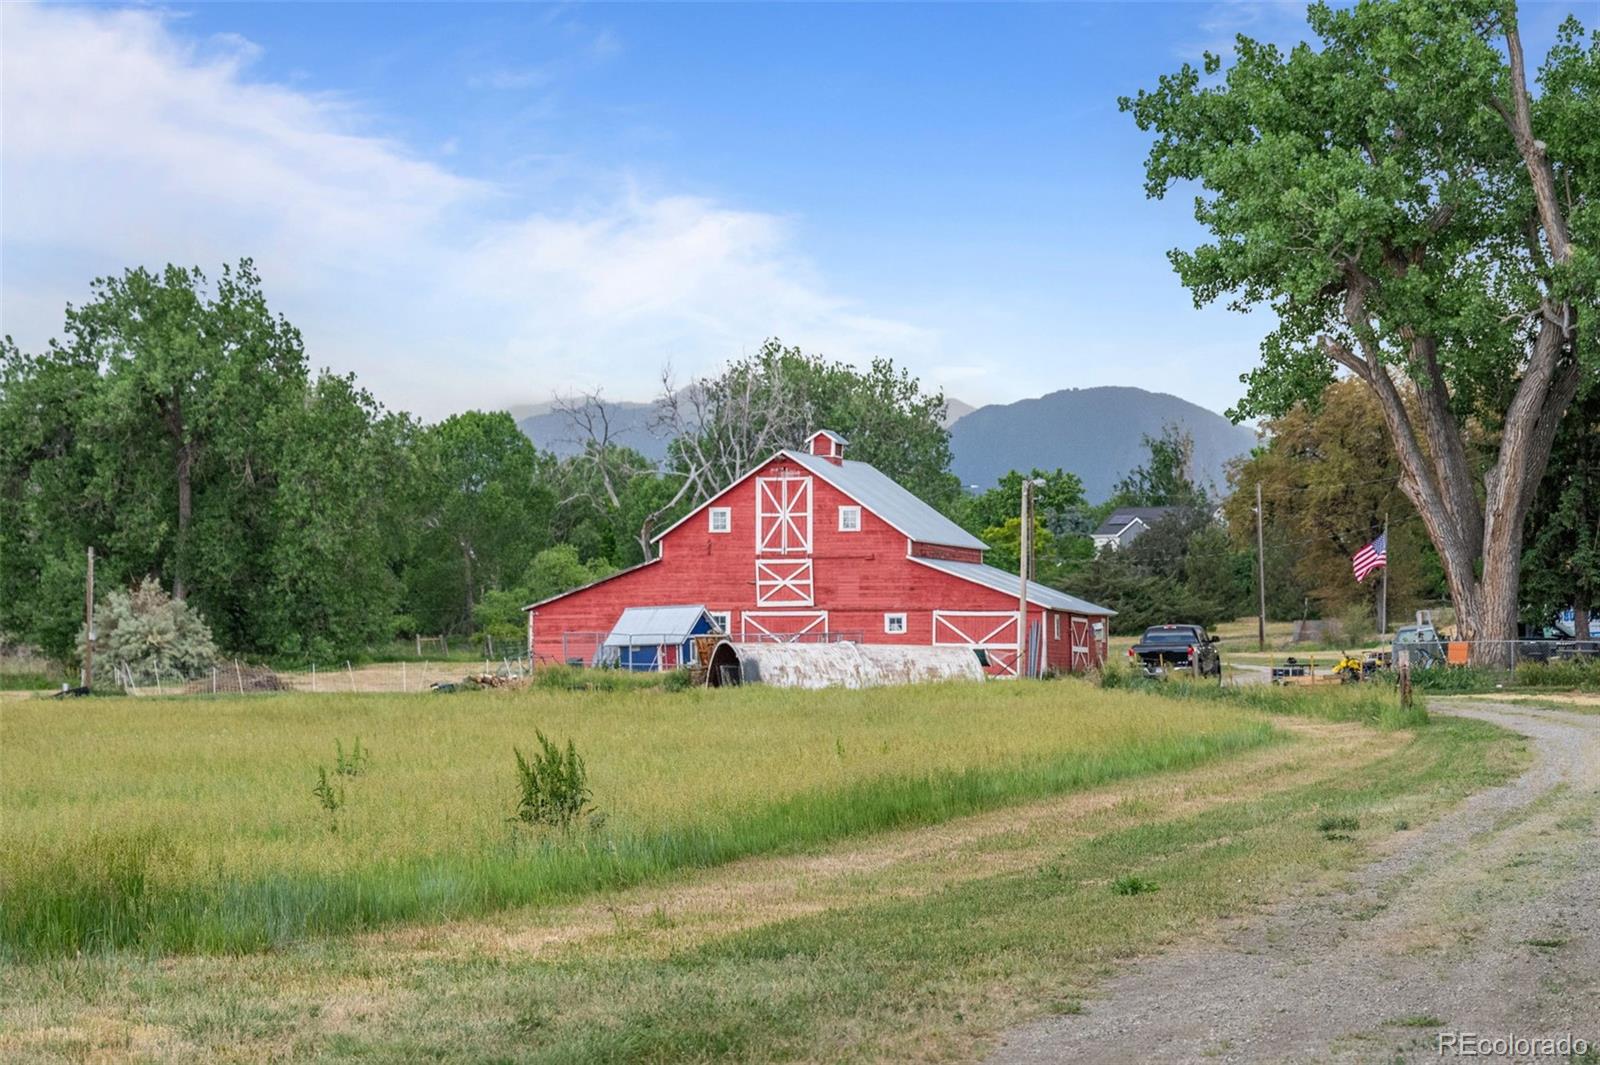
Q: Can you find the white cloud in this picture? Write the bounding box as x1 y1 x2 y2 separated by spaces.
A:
0 2 935 419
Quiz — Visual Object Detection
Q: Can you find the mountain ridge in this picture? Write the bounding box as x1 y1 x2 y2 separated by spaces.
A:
947 386 1255 500
510 386 1256 502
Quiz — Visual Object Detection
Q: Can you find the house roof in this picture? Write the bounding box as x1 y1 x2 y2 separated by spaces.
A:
602 605 714 647
808 429 848 445
1092 506 1180 538
909 556 1116 616
779 449 988 550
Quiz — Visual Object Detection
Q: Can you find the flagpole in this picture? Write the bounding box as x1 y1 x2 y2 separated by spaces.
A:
1379 514 1389 637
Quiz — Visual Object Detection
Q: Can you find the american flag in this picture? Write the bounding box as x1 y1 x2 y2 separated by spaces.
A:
1352 532 1387 582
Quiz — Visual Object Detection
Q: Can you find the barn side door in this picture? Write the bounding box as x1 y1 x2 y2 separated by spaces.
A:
1070 617 1092 672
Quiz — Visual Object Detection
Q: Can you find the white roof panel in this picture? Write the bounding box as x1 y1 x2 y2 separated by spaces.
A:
781 450 988 551
910 557 1116 616
603 604 714 646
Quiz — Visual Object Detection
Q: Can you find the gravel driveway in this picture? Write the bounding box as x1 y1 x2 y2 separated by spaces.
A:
989 701 1600 1064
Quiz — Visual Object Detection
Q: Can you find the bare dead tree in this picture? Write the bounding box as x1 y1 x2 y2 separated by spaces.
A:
554 347 817 559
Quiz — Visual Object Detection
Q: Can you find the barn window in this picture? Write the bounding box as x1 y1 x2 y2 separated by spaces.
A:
709 611 731 634
838 505 861 532
709 507 731 533
884 613 907 634
1053 614 1061 640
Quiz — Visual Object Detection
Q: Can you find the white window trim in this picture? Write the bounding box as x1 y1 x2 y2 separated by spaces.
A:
709 507 731 534
838 505 862 532
884 612 908 634
1053 614 1061 640
708 611 732 634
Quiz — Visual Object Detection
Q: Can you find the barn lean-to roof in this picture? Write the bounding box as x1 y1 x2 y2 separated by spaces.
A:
909 556 1116 616
602 604 714 646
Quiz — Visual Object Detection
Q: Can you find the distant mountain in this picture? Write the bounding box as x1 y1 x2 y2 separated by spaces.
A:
516 401 668 461
948 387 1256 501
514 396 976 462
942 397 976 427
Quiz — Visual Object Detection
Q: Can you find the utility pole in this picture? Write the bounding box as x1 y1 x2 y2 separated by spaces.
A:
1255 483 1267 652
1378 513 1389 637
1017 479 1033 679
83 546 95 689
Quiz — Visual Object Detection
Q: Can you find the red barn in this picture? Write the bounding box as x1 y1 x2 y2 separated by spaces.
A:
524 430 1114 676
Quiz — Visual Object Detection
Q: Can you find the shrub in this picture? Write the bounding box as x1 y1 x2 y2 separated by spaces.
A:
1513 658 1600 690
512 732 595 830
1384 665 1502 693
533 664 667 692
81 578 217 687
312 768 345 832
334 738 371 778
1111 874 1159 896
1337 601 1374 645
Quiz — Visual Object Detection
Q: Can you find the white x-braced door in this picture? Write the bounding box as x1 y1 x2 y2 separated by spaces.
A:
1070 616 1092 672
755 558 814 607
755 476 812 555
933 611 1020 678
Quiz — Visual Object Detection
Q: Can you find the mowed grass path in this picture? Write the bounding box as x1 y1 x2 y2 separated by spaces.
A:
1 681 1276 958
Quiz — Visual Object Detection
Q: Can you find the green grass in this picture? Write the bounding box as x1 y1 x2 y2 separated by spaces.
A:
0 680 1278 960
0 703 1523 1063
0 671 66 691
1106 669 1432 730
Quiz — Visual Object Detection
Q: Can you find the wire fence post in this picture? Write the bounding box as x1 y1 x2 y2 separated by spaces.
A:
211 666 217 694
235 659 244 694
311 662 317 693
346 660 355 692
401 660 407 692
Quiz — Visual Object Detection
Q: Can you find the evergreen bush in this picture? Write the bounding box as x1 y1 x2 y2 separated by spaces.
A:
80 578 217 686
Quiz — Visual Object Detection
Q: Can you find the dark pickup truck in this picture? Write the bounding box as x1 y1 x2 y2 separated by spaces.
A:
1127 624 1222 679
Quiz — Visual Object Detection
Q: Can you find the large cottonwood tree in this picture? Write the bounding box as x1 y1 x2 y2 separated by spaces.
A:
1123 0 1596 660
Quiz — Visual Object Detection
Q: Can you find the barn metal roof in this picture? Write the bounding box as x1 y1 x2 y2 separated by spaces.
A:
602 605 714 646
909 557 1116 616
780 450 989 550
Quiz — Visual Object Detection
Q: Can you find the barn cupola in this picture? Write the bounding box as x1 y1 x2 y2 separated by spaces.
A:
806 429 848 464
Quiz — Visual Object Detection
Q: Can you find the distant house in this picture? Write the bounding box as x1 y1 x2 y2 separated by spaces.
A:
1091 506 1183 551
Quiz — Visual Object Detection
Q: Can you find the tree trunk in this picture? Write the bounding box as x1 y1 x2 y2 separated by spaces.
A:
173 439 194 602
460 540 475 629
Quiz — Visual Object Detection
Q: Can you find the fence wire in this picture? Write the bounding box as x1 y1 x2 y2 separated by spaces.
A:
106 656 537 697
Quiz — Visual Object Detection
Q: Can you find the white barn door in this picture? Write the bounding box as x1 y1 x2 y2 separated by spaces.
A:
741 611 829 643
933 611 1020 677
755 475 814 607
755 476 812 554
1070 616 1092 671
755 559 814 607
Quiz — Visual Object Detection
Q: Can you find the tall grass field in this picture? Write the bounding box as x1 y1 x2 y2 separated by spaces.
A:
0 681 1277 959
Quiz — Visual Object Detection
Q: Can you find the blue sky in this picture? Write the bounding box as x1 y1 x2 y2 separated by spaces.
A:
0 2 1577 421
